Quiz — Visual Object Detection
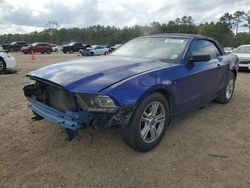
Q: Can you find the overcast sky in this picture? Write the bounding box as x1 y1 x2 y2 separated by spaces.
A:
0 0 249 34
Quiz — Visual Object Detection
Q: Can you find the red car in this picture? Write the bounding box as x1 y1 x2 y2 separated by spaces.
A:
21 42 53 54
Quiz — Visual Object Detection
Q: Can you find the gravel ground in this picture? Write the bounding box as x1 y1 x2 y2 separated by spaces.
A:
0 52 250 188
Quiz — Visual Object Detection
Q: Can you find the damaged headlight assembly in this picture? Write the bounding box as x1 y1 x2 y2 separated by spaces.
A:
75 93 119 113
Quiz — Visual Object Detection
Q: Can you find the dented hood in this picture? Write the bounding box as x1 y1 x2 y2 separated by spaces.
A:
28 55 171 93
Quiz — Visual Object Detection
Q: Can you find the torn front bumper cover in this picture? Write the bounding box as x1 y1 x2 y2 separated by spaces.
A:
28 97 134 131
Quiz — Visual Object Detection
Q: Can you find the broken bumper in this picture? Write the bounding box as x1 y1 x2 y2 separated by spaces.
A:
28 98 85 131
28 98 134 131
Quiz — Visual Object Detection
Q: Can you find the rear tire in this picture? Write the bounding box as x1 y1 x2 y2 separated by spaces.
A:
215 72 235 104
0 59 6 72
120 93 170 152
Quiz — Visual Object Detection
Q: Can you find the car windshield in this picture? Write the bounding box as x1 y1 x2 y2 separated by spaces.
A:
111 37 188 63
233 46 250 54
10 42 16 45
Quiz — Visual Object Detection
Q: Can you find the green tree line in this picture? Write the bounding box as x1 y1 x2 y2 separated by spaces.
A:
0 11 250 47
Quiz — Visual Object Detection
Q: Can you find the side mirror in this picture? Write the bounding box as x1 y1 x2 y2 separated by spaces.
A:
189 54 211 62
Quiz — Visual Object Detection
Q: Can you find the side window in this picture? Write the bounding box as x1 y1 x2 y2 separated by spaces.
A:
75 43 81 47
190 40 221 59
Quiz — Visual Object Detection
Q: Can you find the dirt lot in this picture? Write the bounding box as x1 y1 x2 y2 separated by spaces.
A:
0 52 250 188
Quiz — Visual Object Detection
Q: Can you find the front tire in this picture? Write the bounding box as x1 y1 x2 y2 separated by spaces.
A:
120 93 170 152
0 59 6 72
215 71 235 104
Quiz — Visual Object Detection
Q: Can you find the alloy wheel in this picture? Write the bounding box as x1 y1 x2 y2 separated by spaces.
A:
226 76 234 99
140 101 166 143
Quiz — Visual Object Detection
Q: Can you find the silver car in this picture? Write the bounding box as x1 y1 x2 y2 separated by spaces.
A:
232 45 250 71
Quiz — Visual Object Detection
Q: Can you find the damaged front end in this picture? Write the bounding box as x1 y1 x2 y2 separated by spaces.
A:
23 78 134 140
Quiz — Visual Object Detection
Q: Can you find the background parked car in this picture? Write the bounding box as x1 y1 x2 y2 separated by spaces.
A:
88 45 109 56
232 45 250 71
51 44 59 52
62 42 90 53
0 51 16 72
2 41 28 52
103 45 112 50
21 42 52 54
20 44 31 54
108 44 123 53
224 47 234 53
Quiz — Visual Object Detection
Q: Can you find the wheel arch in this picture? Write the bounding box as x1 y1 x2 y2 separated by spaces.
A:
231 69 237 79
135 86 175 117
153 88 174 116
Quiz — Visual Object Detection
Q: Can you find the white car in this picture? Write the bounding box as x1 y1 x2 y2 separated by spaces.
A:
232 45 250 71
88 45 109 56
224 47 234 53
51 44 59 52
0 51 16 72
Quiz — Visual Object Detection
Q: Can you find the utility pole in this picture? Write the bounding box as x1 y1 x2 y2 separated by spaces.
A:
45 21 60 43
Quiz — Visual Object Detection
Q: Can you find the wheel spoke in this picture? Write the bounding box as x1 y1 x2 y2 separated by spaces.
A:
141 125 150 140
143 111 150 118
150 126 157 140
154 114 165 123
151 102 159 116
141 116 150 123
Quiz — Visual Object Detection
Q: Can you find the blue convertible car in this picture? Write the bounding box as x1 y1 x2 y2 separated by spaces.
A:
23 34 238 151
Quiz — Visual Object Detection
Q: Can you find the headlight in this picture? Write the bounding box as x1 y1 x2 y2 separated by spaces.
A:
90 95 116 108
75 94 118 112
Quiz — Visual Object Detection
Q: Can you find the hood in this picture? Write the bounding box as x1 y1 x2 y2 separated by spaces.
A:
232 53 250 60
28 55 173 93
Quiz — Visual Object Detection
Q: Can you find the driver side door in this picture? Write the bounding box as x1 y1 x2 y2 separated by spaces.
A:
174 39 223 115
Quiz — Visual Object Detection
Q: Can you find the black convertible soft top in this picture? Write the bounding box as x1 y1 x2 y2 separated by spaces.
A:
140 33 225 55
